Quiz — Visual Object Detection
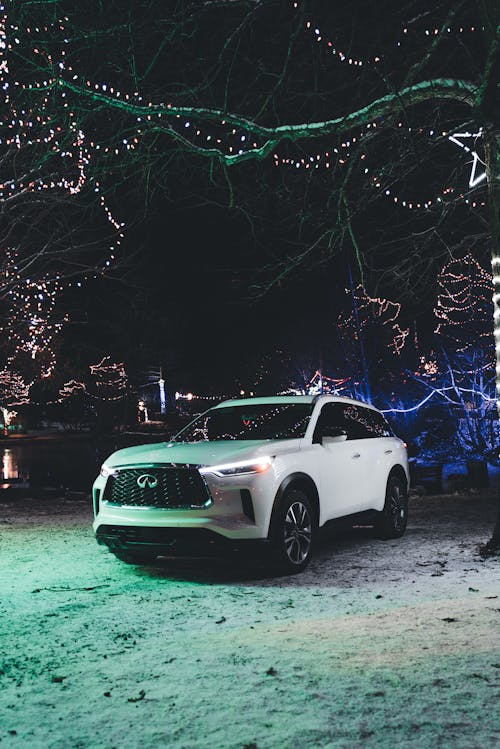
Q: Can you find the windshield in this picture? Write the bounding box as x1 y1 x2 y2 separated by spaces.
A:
173 403 314 442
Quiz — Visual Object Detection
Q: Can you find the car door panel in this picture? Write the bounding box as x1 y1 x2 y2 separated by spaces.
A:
317 439 368 519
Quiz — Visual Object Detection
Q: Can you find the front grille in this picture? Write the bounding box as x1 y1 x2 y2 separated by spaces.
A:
102 466 211 509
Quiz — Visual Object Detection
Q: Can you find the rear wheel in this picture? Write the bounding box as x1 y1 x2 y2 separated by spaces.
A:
270 489 315 574
375 474 408 539
111 548 157 565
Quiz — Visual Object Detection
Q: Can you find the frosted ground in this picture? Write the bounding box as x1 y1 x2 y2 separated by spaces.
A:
1 490 499 749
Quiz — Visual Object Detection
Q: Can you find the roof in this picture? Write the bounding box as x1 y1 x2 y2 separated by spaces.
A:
213 394 378 410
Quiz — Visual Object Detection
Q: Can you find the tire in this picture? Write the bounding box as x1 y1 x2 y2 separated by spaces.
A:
269 489 315 574
111 548 157 565
375 474 408 539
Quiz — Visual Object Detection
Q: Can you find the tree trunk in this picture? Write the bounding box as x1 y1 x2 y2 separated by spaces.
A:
1 407 9 436
486 125 500 551
348 265 372 404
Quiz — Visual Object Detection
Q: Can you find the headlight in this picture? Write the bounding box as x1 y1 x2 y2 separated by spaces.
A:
100 464 117 479
199 456 274 477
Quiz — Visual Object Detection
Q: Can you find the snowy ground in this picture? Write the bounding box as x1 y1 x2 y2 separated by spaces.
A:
1 490 499 749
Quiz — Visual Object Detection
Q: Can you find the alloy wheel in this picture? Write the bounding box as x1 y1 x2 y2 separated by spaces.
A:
389 482 406 533
283 500 312 565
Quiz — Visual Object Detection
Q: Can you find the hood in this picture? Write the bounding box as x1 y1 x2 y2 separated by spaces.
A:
103 438 302 469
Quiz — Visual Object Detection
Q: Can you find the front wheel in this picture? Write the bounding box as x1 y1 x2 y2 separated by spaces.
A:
375 474 408 539
269 489 315 574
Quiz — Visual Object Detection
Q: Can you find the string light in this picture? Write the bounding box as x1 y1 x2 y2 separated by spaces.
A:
295 1 484 69
58 379 86 400
434 254 493 353
0 5 126 294
338 285 409 356
89 357 128 401
0 368 29 433
2 2 483 222
274 122 487 210
1 249 65 378
381 384 495 415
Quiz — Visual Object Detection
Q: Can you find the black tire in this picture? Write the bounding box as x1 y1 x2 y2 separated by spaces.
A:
375 474 408 539
269 489 315 574
111 548 157 565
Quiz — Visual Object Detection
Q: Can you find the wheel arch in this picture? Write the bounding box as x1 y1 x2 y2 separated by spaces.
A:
268 472 320 538
388 464 408 489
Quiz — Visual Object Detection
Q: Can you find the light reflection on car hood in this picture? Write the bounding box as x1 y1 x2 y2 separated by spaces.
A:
104 438 303 468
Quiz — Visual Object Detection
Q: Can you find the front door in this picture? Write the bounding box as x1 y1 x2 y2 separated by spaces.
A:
312 402 368 520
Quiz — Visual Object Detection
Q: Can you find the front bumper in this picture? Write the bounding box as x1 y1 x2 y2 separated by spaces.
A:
95 523 270 558
92 463 280 544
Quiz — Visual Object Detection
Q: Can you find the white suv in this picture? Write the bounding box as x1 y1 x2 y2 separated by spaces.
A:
93 395 409 573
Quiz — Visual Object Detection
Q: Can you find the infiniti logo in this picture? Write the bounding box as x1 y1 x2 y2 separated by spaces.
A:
137 473 158 490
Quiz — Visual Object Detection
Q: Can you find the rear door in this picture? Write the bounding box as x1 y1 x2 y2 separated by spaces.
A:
359 407 398 509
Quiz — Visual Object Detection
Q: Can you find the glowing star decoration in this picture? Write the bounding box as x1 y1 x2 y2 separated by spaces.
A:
448 130 487 188
274 124 487 211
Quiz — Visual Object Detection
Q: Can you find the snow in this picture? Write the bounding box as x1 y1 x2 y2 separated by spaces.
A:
1 491 499 748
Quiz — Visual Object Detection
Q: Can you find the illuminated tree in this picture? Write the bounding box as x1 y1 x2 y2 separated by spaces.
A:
427 255 497 461
58 378 89 430
89 357 128 401
410 348 497 460
336 283 409 402
435 254 494 356
0 368 29 435
0 1 128 389
0 248 65 380
88 356 129 430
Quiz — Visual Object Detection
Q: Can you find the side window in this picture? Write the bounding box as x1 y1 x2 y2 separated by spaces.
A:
367 410 393 437
313 402 392 440
342 405 374 440
313 403 345 439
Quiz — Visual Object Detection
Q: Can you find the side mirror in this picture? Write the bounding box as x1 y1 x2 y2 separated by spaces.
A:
323 433 348 445
313 425 347 444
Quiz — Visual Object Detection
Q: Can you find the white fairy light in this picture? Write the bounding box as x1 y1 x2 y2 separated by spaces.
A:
448 130 487 188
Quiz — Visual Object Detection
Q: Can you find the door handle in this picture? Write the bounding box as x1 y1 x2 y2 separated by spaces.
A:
352 453 361 459
384 449 393 454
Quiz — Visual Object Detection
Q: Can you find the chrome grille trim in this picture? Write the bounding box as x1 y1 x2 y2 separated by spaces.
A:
102 464 212 509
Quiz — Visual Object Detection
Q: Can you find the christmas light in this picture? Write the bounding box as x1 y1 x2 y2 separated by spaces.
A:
434 254 493 353
0 6 125 291
1 249 64 379
296 0 483 70
273 123 487 211
59 379 86 400
448 130 487 188
381 384 495 415
89 357 128 401
0 368 29 434
338 285 409 356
